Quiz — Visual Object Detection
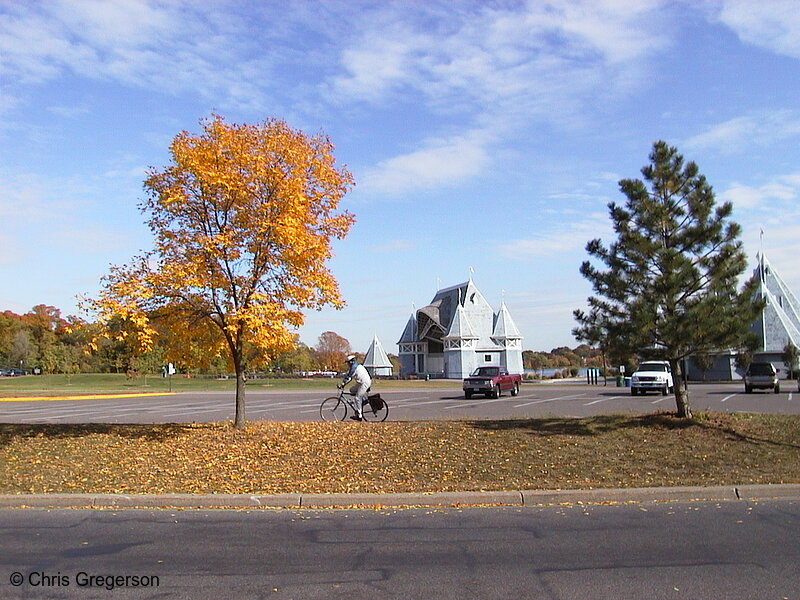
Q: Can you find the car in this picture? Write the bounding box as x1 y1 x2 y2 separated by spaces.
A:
630 361 675 396
744 362 780 394
5 368 26 376
463 366 522 399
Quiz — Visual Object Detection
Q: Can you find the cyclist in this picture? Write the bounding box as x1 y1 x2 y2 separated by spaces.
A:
339 354 372 421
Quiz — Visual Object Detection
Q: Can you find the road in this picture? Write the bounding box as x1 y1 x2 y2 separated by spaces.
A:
0 382 797 424
2 500 798 600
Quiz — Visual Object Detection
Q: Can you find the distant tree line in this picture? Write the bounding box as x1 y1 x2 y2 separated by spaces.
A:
523 345 606 371
4 305 607 377
0 310 406 377
1 306 97 375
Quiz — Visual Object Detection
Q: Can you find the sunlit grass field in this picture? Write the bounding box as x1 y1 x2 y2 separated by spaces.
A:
0 373 457 397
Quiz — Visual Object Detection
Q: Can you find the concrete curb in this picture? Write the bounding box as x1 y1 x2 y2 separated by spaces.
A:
0 485 797 509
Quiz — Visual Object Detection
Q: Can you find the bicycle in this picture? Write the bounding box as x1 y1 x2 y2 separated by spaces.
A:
319 387 389 422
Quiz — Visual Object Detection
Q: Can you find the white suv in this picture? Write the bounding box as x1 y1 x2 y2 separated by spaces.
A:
631 361 675 396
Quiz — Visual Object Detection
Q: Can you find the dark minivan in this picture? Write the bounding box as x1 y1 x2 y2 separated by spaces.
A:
744 362 780 394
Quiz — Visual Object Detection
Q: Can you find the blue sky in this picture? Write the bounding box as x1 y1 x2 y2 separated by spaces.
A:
2 0 799 355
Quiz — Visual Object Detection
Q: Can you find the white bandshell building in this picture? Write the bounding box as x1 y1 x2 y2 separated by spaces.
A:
363 334 393 377
685 253 800 380
751 253 800 357
397 279 523 379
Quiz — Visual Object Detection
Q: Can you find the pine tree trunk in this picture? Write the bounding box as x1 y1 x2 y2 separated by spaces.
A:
670 358 693 419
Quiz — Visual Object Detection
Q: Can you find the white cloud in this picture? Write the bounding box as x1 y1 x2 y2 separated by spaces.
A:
47 104 91 118
722 172 800 292
0 168 144 251
331 1 668 111
497 214 610 261
685 111 800 154
721 172 800 209
713 0 800 59
361 131 492 195
722 181 798 210
742 223 800 293
0 0 174 84
332 1 671 192
2 0 675 196
0 0 277 112
333 24 427 102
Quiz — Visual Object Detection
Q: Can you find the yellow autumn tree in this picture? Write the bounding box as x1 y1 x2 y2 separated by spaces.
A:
89 115 354 427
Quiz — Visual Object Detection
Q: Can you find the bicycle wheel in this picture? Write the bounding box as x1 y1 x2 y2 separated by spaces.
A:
362 398 389 422
320 396 347 421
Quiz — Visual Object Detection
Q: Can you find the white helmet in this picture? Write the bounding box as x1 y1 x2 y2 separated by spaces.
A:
346 354 357 362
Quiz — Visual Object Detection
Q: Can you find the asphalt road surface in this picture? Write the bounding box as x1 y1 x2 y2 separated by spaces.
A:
1 382 797 424
2 500 798 600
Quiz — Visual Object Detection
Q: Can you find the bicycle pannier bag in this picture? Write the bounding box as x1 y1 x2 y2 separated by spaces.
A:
368 393 384 411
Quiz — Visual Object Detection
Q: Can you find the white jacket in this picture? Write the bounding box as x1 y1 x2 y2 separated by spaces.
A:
344 362 372 387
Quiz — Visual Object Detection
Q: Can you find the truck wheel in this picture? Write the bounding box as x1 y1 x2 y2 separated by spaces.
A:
775 383 780 394
492 385 501 399
465 391 472 399
511 382 520 396
631 388 638 396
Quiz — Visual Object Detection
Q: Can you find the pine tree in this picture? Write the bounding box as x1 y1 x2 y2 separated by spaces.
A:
784 342 799 379
574 141 762 418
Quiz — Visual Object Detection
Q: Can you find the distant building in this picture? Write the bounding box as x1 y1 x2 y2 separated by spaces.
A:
363 335 393 377
398 278 523 379
751 253 800 352
750 253 800 372
686 253 800 380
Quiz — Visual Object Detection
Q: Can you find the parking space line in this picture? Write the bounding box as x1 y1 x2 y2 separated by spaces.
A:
386 395 432 404
391 397 463 407
443 397 519 410
514 394 587 408
4 384 797 422
248 403 319 414
158 408 229 417
584 396 625 406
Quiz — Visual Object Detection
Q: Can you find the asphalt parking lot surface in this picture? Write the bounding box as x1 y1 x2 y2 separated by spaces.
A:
0 382 797 424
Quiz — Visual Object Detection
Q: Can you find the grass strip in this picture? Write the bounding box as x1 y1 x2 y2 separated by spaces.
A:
1 412 797 495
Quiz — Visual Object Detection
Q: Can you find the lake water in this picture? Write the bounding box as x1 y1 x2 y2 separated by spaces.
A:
526 368 596 377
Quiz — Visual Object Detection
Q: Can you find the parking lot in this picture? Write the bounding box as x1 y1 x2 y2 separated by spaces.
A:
0 381 796 424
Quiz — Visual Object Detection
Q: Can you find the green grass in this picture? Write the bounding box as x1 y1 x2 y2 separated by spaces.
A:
0 373 458 397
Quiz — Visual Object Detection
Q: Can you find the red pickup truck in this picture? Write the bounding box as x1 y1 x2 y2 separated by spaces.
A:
463 366 522 399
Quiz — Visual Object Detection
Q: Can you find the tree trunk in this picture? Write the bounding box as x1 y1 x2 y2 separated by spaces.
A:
234 367 246 428
670 358 693 419
602 350 608 386
231 338 246 428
